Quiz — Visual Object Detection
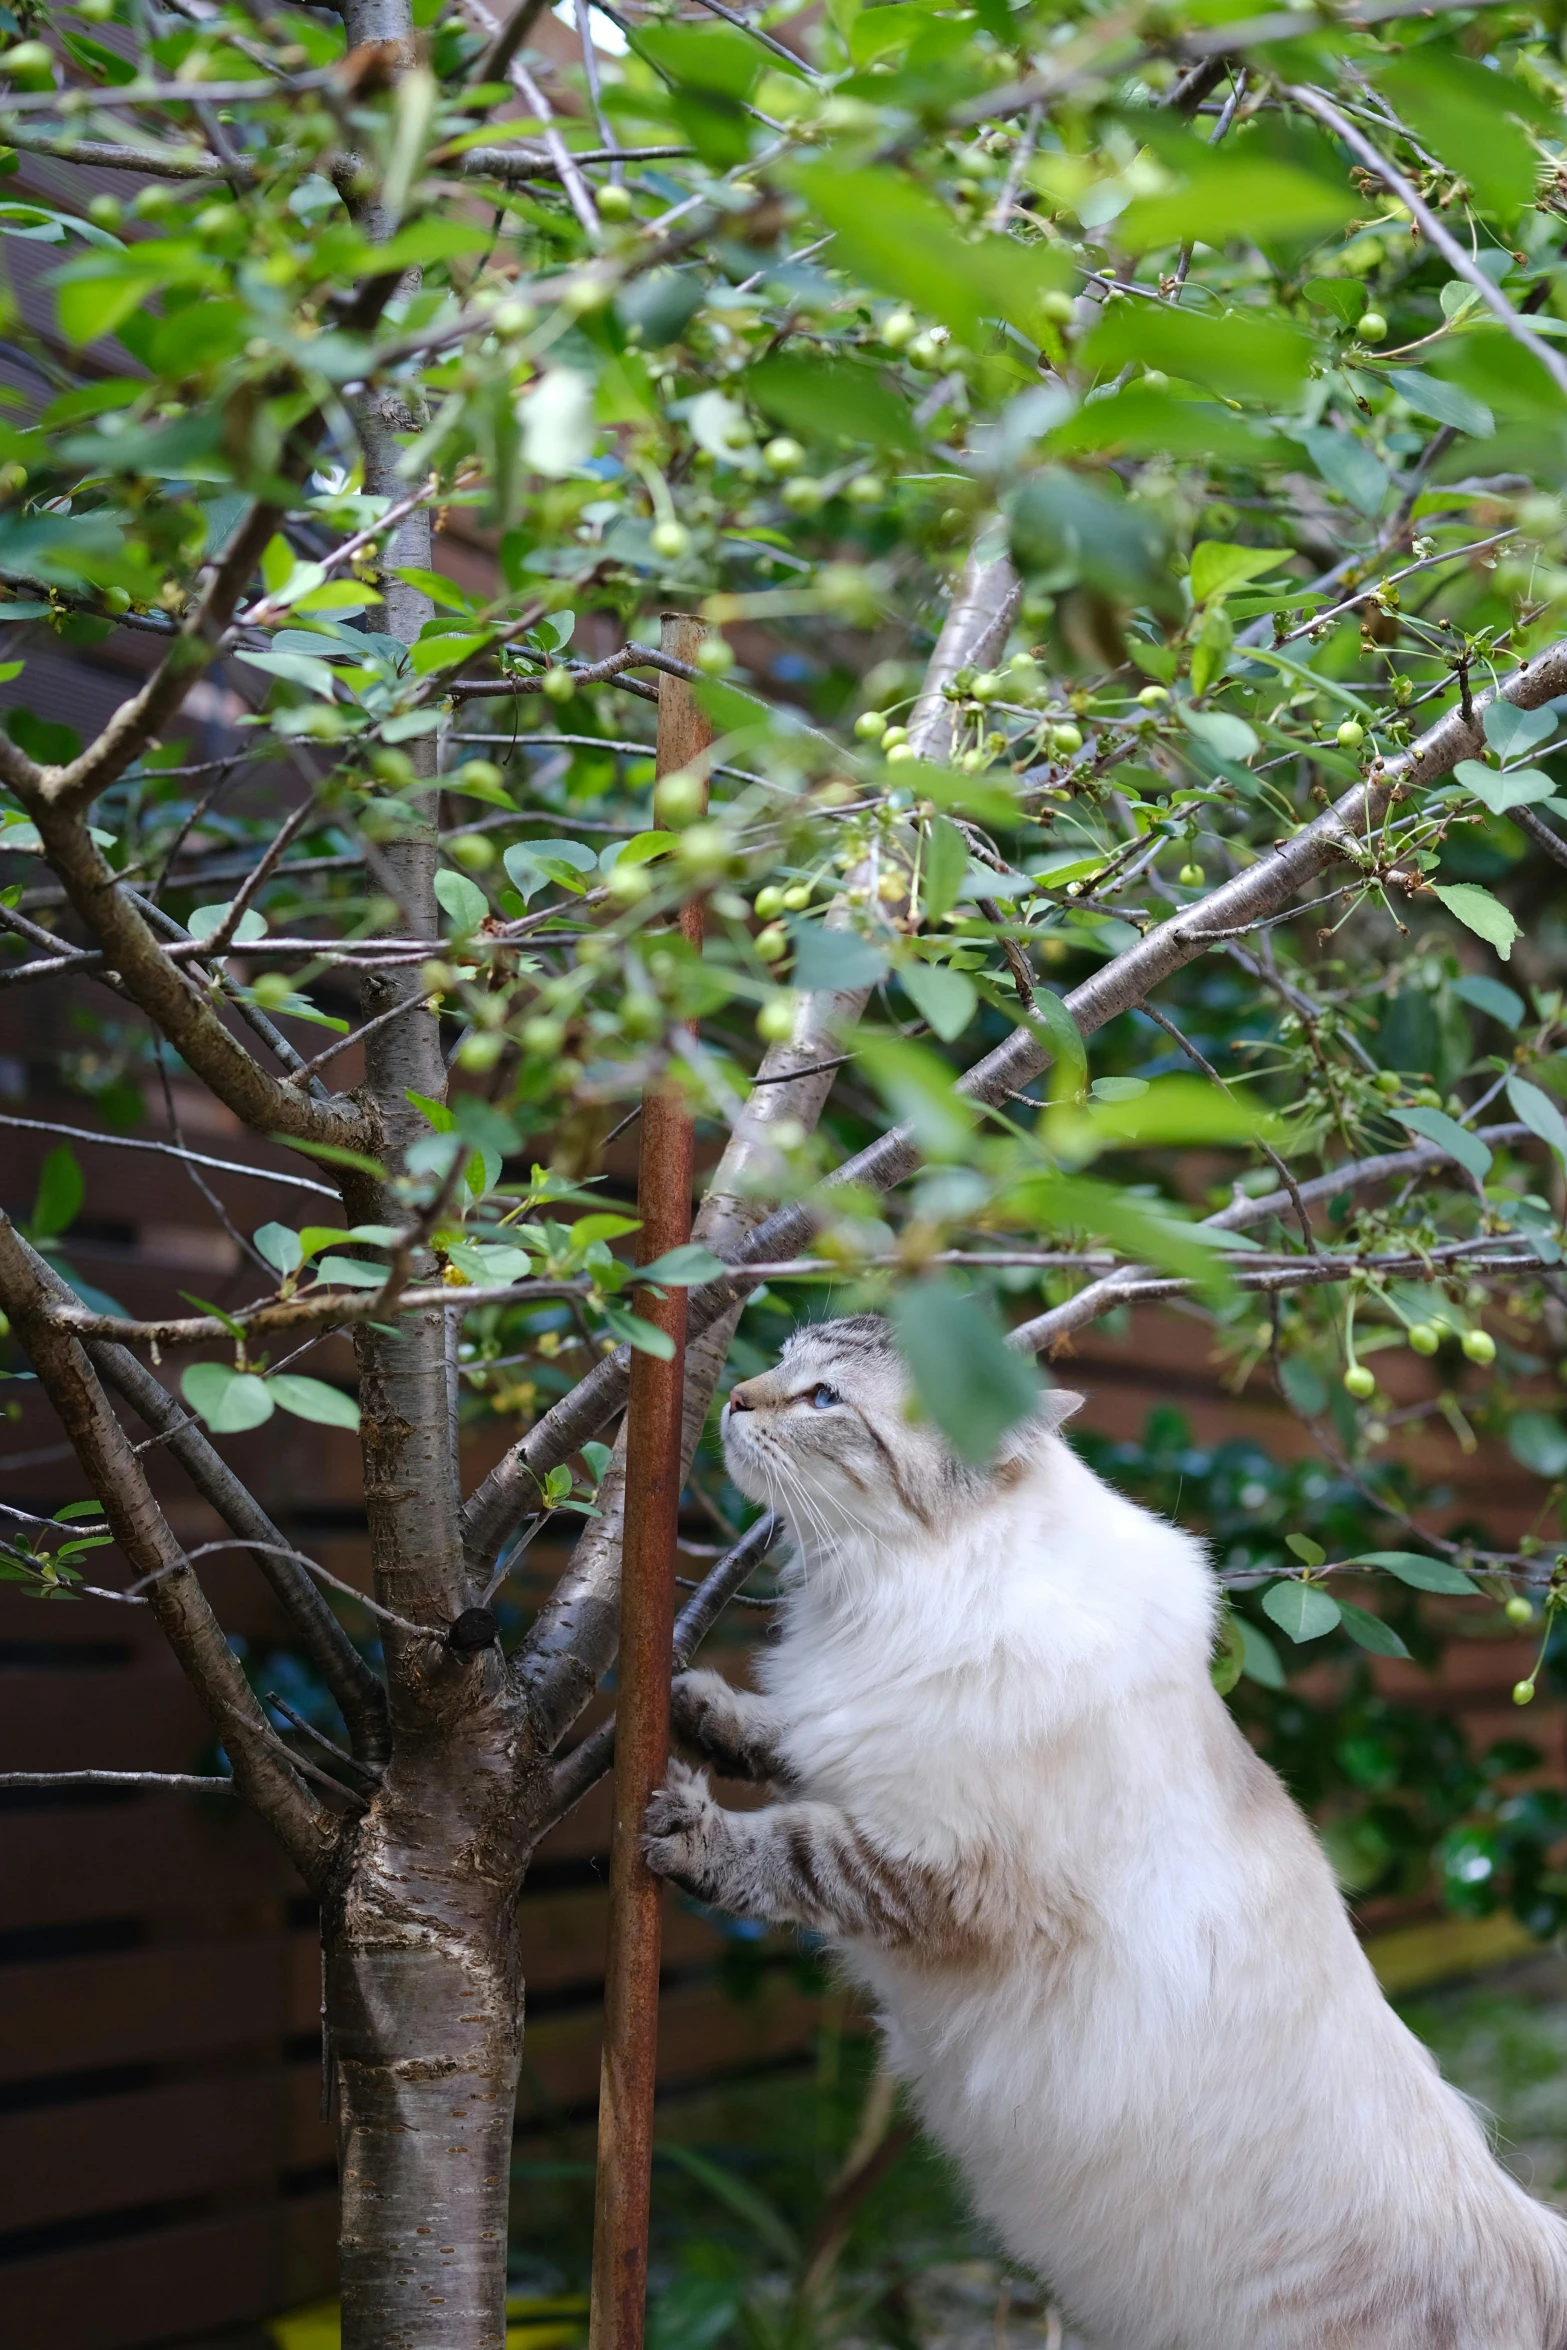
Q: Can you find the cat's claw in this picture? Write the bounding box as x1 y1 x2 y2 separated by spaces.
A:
643 1758 720 1891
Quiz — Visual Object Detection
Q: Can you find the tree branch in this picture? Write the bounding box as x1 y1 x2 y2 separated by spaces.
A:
0 1215 339 1886
469 636 1567 1565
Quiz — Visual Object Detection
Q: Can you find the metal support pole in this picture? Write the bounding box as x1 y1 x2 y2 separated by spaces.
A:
587 612 710 2350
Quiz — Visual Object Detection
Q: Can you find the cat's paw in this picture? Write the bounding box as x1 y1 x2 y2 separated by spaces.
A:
643 1759 724 1893
669 1668 732 1744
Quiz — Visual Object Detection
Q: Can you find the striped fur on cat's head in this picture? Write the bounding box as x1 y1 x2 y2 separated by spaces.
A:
721 1312 1080 1545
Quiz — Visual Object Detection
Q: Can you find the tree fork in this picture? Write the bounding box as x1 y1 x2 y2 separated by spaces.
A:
588 614 710 2350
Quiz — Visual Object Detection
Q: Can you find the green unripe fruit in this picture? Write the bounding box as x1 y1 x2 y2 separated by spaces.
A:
756 994 798 1043
763 436 804 473
780 474 822 511
560 275 612 316
1178 862 1205 887
880 724 908 749
1357 310 1388 343
1040 289 1075 326
1050 723 1084 755
131 183 181 225
457 1030 505 1071
961 748 987 772
1336 718 1365 750
1142 368 1168 391
1137 684 1168 707
596 182 634 221
619 992 662 1040
1411 1086 1442 1109
907 333 945 369
1374 1068 1402 1096
0 42 55 89
753 885 787 919
654 769 705 827
781 883 812 910
845 473 883 506
881 307 918 349
195 204 238 241
695 636 733 676
87 193 124 231
455 759 505 795
755 923 788 962
0 1307 9 1339
886 741 918 765
541 664 575 702
854 709 888 740
1461 1327 1496 1366
102 584 132 615
77 0 117 19
606 862 651 903
971 671 1002 702
250 972 294 1010
1505 1594 1536 1627
1343 1363 1377 1401
449 833 497 872
649 519 690 560
1513 1679 1537 1706
1407 1322 1441 1356
675 821 730 876
523 1019 573 1066
369 747 417 788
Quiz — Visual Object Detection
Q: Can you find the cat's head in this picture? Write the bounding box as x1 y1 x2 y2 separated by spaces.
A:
721 1312 1081 1544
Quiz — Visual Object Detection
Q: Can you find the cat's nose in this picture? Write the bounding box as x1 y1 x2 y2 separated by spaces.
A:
727 1381 758 1413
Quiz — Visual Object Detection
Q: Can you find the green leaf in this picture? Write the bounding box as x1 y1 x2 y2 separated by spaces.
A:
1508 1412 1567 1479
747 355 917 452
181 1361 275 1434
856 1034 974 1160
434 868 490 934
1453 760 1554 816
270 1136 389 1180
189 900 267 949
1089 1076 1148 1103
1385 370 1493 440
1237 1617 1286 1689
1352 1550 1478 1595
888 1277 1040 1465
1261 1580 1341 1642
1082 303 1311 407
1453 973 1524 1029
1026 988 1088 1105
1431 882 1521 962
601 1301 676 1359
503 837 598 902
54 1500 106 1524
919 814 970 929
632 1243 726 1287
253 1222 303 1278
787 919 888 993
1286 1532 1326 1569
1377 48 1539 219
266 1373 360 1430
792 161 1070 346
656 2142 800 2267
1189 542 1291 605
1482 701 1555 761
1119 156 1358 252
898 962 977 1043
315 1255 391 1290
1391 1106 1492 1184
1179 705 1258 764
1047 1074 1284 1161
1335 1599 1411 1659
1009 467 1170 608
1298 426 1390 519
31 1144 83 1241
572 1213 643 1247
1507 1075 1567 1166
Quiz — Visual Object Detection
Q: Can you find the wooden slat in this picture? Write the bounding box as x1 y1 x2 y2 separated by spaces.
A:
0 1933 315 2082
0 2196 338 2350
0 1795 303 1931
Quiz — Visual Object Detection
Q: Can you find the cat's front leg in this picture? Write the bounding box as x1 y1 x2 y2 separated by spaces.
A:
669 1667 794 1784
643 1763 955 1950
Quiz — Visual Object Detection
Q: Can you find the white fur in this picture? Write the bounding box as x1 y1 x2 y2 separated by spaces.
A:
718 1326 1567 2350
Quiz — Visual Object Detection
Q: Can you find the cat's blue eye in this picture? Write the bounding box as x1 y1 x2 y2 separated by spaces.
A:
808 1383 840 1410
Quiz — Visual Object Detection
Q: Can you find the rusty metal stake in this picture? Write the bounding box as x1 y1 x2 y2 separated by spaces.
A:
588 612 710 2350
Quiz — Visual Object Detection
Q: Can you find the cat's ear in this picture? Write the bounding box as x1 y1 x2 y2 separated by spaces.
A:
1037 1386 1084 1432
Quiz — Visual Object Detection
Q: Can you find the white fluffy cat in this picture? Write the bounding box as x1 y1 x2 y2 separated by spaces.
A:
643 1314 1567 2350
